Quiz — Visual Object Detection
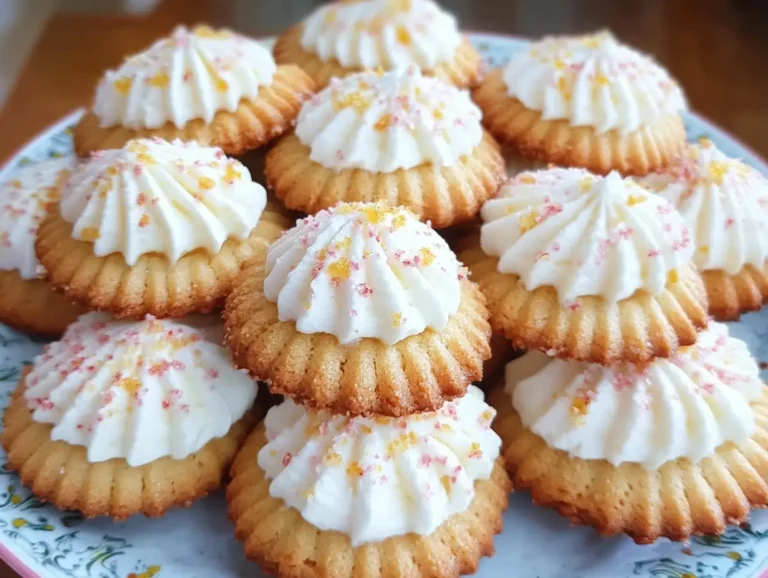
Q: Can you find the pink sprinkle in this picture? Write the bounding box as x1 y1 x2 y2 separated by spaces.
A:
282 453 293 467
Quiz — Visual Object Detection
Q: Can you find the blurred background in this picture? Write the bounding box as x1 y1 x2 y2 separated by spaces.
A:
0 0 767 162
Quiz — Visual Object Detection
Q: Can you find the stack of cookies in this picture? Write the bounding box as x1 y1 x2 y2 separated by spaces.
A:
461 168 768 542
0 25 316 520
223 202 512 576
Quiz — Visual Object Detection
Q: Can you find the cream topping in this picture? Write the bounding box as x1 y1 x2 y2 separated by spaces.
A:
60 138 266 265
295 67 482 172
0 157 75 279
480 168 694 303
94 25 276 130
642 139 768 274
300 0 461 70
264 202 463 345
259 386 499 545
25 313 257 467
502 30 686 134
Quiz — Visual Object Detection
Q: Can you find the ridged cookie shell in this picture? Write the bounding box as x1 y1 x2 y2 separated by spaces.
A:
223 250 492 416
489 386 768 544
703 262 768 321
472 69 686 176
227 424 511 578
273 25 482 90
460 241 709 364
35 208 291 319
1 373 257 520
74 65 315 157
0 270 86 336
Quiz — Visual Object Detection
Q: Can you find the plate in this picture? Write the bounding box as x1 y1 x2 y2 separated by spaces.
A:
2 33 768 578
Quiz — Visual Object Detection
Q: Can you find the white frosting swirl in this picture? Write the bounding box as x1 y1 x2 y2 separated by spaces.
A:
264 202 463 345
0 157 75 279
24 313 257 467
502 30 686 134
480 168 694 303
642 139 768 275
259 385 499 546
61 138 266 265
295 67 482 172
94 25 277 130
505 322 763 469
300 0 461 70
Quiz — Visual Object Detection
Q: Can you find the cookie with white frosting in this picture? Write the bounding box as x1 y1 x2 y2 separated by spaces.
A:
228 386 511 577
459 167 708 364
490 321 768 543
1 314 258 519
74 25 314 157
0 157 86 335
36 138 291 318
266 67 505 229
473 30 687 176
273 0 482 90
223 201 492 416
642 139 768 320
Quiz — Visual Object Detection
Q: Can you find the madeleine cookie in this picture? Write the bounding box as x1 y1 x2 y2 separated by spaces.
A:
228 386 510 578
460 168 708 364
273 0 482 90
266 68 504 229
224 202 491 416
1 314 258 519
0 157 86 335
74 25 314 157
36 139 290 319
473 31 686 176
491 322 768 543
642 139 768 320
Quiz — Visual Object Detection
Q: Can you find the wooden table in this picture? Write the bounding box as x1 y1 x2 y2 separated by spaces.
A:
2 0 768 165
0 0 767 575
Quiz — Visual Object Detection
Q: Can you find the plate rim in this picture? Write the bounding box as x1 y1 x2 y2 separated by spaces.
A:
1 31 768 578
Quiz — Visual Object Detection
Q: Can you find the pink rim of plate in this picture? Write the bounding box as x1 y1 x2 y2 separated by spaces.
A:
0 32 767 578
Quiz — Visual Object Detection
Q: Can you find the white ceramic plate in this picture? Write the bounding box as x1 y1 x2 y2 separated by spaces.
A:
2 33 768 578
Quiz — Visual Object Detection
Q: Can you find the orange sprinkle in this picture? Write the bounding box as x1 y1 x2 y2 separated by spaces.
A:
223 163 241 183
346 462 364 477
626 194 645 206
374 113 393 132
328 257 352 283
395 25 412 46
333 91 370 113
198 176 215 190
113 77 133 95
667 269 679 285
419 247 436 267
709 160 728 184
148 73 170 88
119 377 142 396
440 475 452 495
570 396 589 417
594 73 610 87
215 78 229 92
392 213 407 229
138 214 150 228
392 312 403 327
324 451 342 466
518 211 539 234
80 227 100 242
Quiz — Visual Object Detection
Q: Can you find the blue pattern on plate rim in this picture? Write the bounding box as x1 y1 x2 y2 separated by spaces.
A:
1 33 768 578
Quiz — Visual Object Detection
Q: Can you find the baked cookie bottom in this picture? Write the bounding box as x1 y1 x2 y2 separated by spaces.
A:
473 69 686 176
702 262 768 321
273 25 482 90
73 65 315 157
489 386 768 544
1 374 257 519
0 270 85 336
223 250 492 417
460 244 709 365
35 209 291 319
227 424 511 578
265 132 505 229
